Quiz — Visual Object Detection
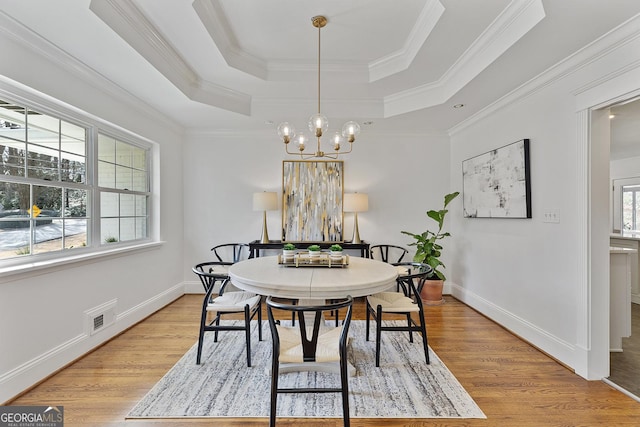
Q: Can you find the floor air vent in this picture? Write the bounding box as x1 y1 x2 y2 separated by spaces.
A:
85 299 117 335
93 314 104 331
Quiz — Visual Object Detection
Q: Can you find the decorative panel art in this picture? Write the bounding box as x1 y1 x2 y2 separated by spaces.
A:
282 160 343 242
462 139 531 218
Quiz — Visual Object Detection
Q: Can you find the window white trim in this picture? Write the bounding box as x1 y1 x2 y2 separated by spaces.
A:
0 74 158 268
0 240 164 282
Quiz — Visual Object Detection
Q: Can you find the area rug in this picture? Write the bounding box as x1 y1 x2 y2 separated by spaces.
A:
127 320 485 419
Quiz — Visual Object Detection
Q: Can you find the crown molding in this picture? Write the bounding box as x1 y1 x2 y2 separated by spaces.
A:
448 12 640 137
195 0 443 84
267 61 369 83
193 0 268 80
368 0 444 82
251 96 383 120
0 10 182 136
88 0 546 122
90 0 251 116
384 0 545 117
185 126 445 139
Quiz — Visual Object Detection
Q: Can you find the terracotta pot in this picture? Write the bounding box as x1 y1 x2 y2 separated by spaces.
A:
420 279 445 305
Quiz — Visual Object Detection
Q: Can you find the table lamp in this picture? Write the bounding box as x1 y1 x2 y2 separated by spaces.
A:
253 192 278 244
343 193 368 244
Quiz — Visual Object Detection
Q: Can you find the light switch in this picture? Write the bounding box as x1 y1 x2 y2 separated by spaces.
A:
543 209 560 223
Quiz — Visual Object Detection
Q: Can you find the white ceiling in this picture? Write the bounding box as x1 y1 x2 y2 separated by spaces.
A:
1 0 640 148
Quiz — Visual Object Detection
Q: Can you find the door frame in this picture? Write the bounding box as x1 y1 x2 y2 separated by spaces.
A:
576 69 640 379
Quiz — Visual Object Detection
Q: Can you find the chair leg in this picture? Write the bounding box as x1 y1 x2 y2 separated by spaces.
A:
419 314 430 364
290 299 297 326
214 315 220 342
196 309 207 365
375 304 383 367
406 313 414 343
365 301 371 341
244 305 252 367
269 352 279 427
340 350 350 427
257 298 263 341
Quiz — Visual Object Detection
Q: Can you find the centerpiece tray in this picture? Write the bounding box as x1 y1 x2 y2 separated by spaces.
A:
277 253 349 268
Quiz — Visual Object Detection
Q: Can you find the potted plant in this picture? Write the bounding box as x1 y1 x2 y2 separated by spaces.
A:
307 244 321 261
401 191 459 305
329 244 343 260
282 243 296 260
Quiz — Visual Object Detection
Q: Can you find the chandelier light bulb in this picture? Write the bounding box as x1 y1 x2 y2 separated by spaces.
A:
296 132 307 151
342 121 361 143
308 113 328 137
332 131 343 150
277 122 296 144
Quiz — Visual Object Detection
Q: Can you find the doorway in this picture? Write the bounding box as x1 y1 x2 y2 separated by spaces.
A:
607 97 640 397
576 79 640 383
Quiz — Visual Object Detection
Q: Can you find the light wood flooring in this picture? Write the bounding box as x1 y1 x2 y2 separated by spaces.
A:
7 295 640 426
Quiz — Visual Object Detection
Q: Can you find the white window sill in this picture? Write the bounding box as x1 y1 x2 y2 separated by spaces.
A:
0 241 164 282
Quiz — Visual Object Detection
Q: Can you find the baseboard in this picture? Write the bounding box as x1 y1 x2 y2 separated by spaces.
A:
0 283 185 404
449 282 576 371
184 279 204 294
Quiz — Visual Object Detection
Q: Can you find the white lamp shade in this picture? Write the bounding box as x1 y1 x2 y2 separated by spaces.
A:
343 193 368 213
253 192 278 211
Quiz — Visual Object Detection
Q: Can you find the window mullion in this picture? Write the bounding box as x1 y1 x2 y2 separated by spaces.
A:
633 190 636 231
88 126 100 248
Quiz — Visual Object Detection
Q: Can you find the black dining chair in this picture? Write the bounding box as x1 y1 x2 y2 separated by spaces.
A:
369 244 409 264
199 243 249 292
193 262 262 367
211 243 250 263
365 262 431 367
369 244 410 293
266 295 354 427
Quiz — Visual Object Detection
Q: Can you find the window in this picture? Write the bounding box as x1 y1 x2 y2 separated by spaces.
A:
98 134 149 243
0 96 152 262
622 185 640 232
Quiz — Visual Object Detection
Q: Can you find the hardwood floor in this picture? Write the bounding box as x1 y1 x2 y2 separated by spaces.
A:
609 302 640 396
8 295 640 426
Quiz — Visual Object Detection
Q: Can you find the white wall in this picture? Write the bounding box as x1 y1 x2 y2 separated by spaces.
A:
450 83 579 357
182 130 452 292
0 25 185 402
448 15 640 376
611 156 640 180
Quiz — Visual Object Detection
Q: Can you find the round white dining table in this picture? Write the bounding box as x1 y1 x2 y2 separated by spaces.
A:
228 255 398 299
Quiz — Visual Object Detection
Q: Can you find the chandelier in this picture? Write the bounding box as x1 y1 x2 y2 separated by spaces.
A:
277 16 360 159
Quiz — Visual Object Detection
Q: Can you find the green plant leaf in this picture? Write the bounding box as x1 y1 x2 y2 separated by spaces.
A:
444 191 460 207
400 191 459 283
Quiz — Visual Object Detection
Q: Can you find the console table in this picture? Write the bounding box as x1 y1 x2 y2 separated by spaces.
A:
249 240 370 258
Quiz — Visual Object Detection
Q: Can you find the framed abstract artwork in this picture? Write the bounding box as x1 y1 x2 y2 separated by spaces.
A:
282 160 344 242
462 139 531 218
